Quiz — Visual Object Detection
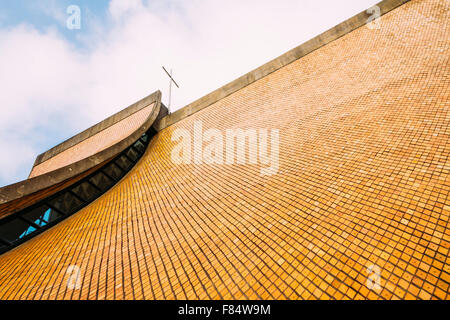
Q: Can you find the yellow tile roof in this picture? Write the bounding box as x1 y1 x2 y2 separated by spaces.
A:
0 0 448 300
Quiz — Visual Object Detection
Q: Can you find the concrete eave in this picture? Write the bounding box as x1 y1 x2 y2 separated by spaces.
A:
0 90 162 216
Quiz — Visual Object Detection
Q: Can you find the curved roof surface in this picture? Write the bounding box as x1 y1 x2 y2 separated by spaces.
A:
0 0 448 300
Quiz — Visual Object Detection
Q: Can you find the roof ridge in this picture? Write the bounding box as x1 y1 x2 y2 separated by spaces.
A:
154 0 410 131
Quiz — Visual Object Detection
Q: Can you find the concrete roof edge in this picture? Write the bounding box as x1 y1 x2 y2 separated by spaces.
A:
32 90 162 169
153 0 410 131
0 90 162 208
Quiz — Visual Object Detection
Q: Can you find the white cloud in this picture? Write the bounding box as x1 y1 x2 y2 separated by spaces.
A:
38 0 68 27
0 0 379 186
0 139 36 183
109 0 145 20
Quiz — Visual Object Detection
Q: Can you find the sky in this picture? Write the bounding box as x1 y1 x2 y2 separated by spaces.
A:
0 0 380 187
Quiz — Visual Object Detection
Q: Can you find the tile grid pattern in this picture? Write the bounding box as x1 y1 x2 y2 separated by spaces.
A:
0 0 448 300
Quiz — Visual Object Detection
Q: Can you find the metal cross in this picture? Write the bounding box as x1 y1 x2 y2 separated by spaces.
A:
162 66 179 114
